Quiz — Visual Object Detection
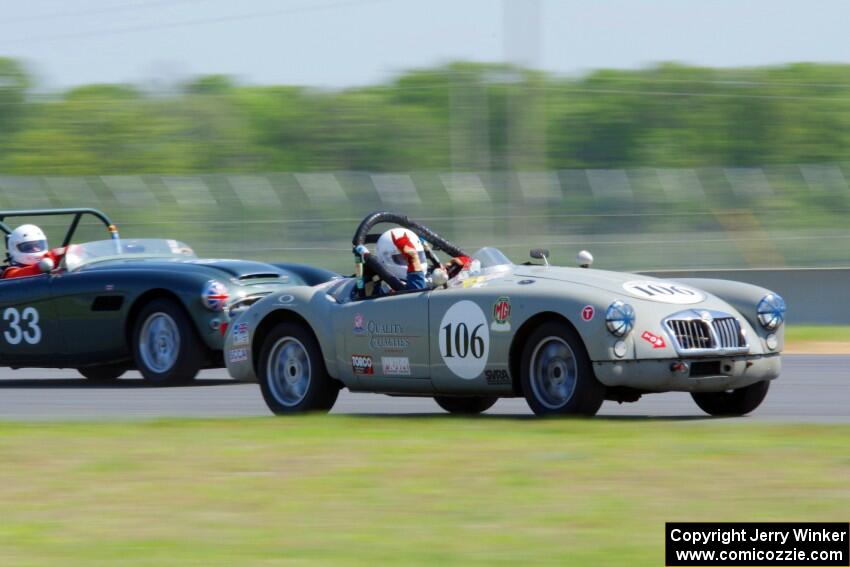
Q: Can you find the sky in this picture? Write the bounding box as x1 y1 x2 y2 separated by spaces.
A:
1 0 849 90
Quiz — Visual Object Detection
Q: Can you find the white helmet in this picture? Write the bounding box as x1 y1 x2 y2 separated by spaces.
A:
8 224 48 266
376 228 426 282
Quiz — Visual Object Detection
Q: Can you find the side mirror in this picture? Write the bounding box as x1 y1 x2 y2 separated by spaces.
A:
577 250 593 269
530 248 550 267
38 257 55 273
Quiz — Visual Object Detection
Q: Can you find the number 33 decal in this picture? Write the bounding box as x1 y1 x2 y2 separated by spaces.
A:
3 307 42 345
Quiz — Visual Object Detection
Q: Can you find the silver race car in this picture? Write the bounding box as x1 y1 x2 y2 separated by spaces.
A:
225 212 785 417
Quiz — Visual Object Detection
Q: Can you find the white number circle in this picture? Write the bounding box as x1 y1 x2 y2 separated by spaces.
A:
439 300 490 380
622 280 705 305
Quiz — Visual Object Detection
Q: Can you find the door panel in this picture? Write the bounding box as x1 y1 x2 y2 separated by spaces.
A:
49 271 129 364
0 274 59 366
429 289 512 394
337 291 432 393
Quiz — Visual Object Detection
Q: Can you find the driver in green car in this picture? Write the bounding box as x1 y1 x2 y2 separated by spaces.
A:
2 224 65 279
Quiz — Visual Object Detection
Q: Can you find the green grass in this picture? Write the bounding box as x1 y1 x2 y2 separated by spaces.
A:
0 418 848 566
786 325 850 343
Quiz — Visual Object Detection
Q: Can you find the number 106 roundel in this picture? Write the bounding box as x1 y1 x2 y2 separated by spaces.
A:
225 211 785 418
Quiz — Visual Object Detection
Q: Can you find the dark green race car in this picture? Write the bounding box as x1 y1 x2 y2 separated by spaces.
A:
0 208 337 384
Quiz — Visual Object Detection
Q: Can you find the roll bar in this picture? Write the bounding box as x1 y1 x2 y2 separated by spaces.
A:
0 208 119 247
352 211 467 293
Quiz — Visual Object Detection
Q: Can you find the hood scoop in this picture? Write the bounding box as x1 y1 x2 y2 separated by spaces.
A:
237 272 283 281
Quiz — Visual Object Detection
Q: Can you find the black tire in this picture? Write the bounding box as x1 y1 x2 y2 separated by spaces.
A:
257 322 340 415
78 364 127 382
691 380 770 416
131 298 203 385
520 321 605 416
434 395 498 415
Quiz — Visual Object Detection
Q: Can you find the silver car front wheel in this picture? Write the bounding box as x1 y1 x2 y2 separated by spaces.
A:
529 336 578 410
520 321 605 416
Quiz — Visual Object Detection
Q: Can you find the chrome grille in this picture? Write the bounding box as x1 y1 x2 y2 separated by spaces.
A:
667 319 713 350
663 309 749 355
711 317 745 349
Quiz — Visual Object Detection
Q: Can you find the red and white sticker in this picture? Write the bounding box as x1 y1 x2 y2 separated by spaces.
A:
581 305 595 322
351 354 374 375
641 331 666 349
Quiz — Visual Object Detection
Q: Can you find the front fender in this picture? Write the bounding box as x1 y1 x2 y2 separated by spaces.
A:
224 286 338 382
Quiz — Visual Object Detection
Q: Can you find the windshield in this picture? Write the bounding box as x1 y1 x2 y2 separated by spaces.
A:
471 247 514 271
64 239 196 271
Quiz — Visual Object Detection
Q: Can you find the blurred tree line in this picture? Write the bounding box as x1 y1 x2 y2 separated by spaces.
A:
1 57 849 174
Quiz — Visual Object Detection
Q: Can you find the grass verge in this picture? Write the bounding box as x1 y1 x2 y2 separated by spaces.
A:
0 417 848 566
785 325 850 353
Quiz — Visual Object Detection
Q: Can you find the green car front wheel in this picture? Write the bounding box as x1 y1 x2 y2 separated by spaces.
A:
132 298 203 385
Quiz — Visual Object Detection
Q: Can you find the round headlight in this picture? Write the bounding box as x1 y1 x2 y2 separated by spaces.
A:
605 300 635 337
202 280 230 312
757 293 785 330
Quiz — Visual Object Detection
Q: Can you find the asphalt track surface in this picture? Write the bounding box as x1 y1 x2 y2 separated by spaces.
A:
0 355 846 422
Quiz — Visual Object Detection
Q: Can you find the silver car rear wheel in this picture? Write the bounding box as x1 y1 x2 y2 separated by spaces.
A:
266 337 311 407
529 336 578 410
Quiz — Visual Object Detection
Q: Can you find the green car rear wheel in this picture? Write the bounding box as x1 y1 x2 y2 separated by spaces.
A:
78 364 127 382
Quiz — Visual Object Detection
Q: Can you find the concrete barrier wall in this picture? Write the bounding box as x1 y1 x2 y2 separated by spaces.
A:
645 268 848 325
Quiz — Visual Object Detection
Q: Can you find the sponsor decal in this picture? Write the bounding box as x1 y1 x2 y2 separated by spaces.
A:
484 369 510 385
105 284 115 291
231 322 250 346
278 294 295 304
203 281 230 311
351 354 374 375
581 305 595 322
439 301 490 380
228 347 248 363
452 273 506 289
490 297 512 332
353 312 365 334
622 280 705 305
381 356 411 376
447 271 506 289
518 279 535 285
641 330 667 349
365 320 411 352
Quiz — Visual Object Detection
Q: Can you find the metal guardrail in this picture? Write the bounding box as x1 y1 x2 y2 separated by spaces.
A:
645 268 849 324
